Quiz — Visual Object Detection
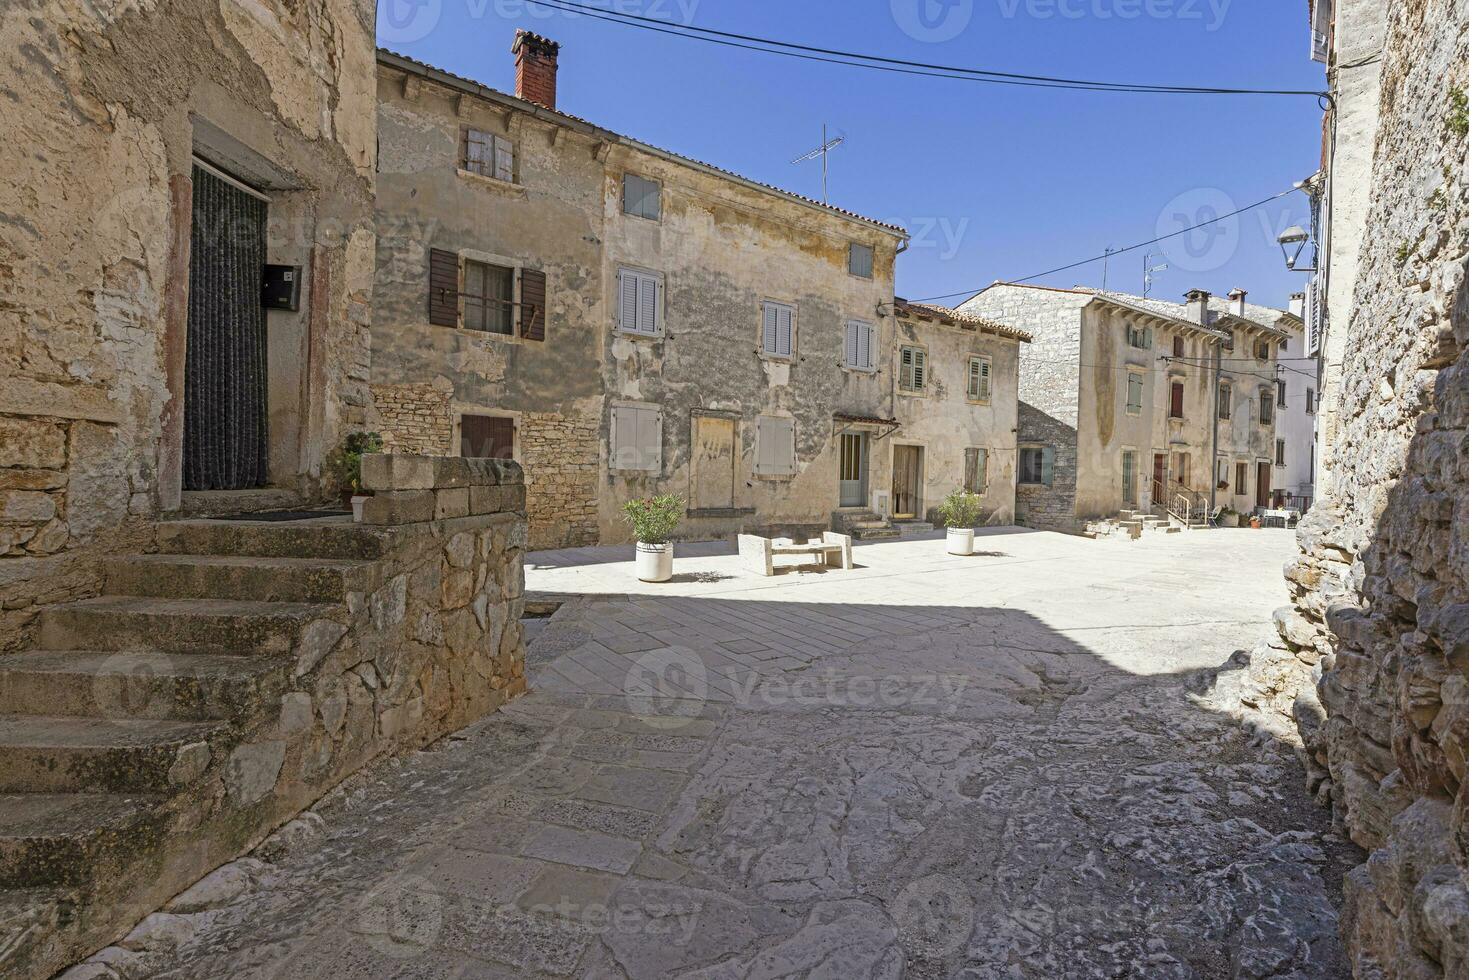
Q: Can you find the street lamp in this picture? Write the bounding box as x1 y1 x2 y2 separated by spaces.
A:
1277 226 1314 271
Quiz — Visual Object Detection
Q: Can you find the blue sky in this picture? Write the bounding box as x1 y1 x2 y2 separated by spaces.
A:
379 0 1326 309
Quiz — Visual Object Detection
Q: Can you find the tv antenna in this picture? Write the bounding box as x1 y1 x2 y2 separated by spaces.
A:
791 124 844 204
1143 251 1169 297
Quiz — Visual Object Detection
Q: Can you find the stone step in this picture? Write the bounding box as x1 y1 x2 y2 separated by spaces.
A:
155 519 393 561
105 554 376 603
851 527 900 540
895 522 935 535
0 715 220 793
0 651 287 722
0 792 166 888
37 597 336 656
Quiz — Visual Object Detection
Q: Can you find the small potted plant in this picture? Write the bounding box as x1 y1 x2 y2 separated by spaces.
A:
622 494 683 582
1219 507 1240 528
938 488 983 556
326 431 383 522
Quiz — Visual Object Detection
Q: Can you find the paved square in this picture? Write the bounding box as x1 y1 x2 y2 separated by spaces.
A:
94 528 1356 978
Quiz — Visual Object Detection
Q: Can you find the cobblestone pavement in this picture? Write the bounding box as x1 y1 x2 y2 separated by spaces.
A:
76 528 1358 979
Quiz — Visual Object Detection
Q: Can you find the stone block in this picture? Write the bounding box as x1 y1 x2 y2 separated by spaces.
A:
470 484 527 515
361 490 434 525
360 453 435 492
224 741 286 806
0 417 66 469
429 456 472 488
0 490 57 524
434 487 470 520
464 457 524 486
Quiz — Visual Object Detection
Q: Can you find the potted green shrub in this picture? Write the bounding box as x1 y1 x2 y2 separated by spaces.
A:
326 431 383 522
938 489 983 555
622 494 683 582
1219 506 1241 528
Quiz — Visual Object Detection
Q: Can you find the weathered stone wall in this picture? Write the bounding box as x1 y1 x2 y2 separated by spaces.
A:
1228 3 1469 974
371 382 455 455
520 411 600 549
0 0 377 648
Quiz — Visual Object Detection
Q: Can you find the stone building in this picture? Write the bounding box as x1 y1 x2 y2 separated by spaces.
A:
1272 297 1319 511
372 36 921 549
0 0 378 649
960 282 1290 532
1219 1 1469 974
888 300 1030 526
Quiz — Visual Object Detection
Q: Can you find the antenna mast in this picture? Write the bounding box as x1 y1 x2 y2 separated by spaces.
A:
790 124 845 204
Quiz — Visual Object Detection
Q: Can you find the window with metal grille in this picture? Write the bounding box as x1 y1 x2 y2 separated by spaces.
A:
964 448 987 494
1278 379 1287 407
1126 372 1144 415
617 267 662 336
899 346 927 393
967 356 991 402
464 129 514 182
622 173 661 221
848 243 874 278
843 320 874 371
460 414 514 459
462 259 514 334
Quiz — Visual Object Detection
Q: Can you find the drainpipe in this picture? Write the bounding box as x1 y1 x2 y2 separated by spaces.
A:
1209 337 1221 516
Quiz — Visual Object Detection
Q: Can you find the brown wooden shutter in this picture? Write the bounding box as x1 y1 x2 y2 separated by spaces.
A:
460 415 515 459
429 248 459 327
1170 381 1184 418
518 267 546 341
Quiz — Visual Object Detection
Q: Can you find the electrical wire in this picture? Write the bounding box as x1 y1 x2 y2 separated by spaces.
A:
523 0 1329 98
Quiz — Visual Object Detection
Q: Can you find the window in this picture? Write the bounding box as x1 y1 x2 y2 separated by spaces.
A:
1172 335 1185 358
966 356 992 402
1306 387 1316 414
754 415 795 476
464 128 514 182
848 243 874 279
1235 461 1248 493
461 414 514 459
1019 446 1054 486
1126 324 1152 349
898 346 927 393
1276 438 1286 466
1224 329 1236 351
622 173 661 221
1125 371 1144 415
1260 387 1275 425
610 404 662 472
1279 337 1289 352
964 448 987 494
617 267 662 336
760 301 794 358
1255 338 1271 361
1218 382 1232 420
1277 380 1287 408
843 320 875 371
1169 380 1185 419
463 259 514 335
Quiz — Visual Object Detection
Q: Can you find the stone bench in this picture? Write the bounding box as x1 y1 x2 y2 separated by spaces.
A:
738 532 852 576
359 453 525 524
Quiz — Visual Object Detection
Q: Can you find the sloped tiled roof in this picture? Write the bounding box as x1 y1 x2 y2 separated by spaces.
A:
894 298 1032 342
378 49 907 238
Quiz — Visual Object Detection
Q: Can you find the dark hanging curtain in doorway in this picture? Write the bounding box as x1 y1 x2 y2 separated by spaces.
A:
184 164 268 490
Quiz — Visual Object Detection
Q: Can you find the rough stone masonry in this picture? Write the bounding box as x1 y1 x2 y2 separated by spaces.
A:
1219 2 1469 975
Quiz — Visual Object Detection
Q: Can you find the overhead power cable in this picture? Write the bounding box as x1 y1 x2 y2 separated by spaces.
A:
913 187 1299 303
522 0 1328 98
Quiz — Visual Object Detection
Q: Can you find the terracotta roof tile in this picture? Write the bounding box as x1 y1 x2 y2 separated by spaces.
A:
894 298 1033 343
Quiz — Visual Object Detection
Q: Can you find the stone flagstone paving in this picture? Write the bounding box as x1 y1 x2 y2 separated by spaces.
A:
68 528 1358 979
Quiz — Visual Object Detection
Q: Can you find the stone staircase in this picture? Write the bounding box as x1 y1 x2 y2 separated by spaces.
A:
1083 508 1184 540
0 456 530 978
831 507 900 541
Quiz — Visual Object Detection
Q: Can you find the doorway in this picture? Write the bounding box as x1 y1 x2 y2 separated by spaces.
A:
892 444 922 519
838 431 867 507
1152 453 1167 499
691 415 736 510
1256 460 1272 508
183 162 269 490
1121 450 1138 507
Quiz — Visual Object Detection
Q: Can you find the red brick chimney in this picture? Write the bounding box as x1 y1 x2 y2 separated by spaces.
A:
512 30 560 109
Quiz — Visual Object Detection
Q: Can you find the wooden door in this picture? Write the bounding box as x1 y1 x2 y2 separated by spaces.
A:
1122 451 1137 507
1152 453 1167 497
461 415 514 459
892 445 922 519
838 432 866 507
1256 461 1272 508
691 416 735 510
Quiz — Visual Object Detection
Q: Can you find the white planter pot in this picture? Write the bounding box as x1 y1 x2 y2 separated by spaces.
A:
351 495 369 523
636 541 673 582
946 528 975 556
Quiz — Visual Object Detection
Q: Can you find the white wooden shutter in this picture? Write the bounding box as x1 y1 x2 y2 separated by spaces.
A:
611 405 661 472
844 322 859 368
755 416 794 475
618 270 640 333
776 304 793 357
637 273 658 335
912 349 926 390
638 407 662 472
899 347 914 390
493 136 514 182
762 303 779 355
858 322 872 370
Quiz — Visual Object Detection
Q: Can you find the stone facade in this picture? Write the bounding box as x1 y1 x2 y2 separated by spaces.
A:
371 40 920 548
372 382 455 455
0 0 378 649
963 283 1289 532
1220 1 1469 974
